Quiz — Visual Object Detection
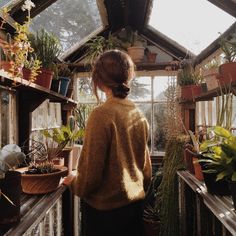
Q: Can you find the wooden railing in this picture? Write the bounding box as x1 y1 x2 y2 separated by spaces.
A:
0 186 81 236
178 171 236 236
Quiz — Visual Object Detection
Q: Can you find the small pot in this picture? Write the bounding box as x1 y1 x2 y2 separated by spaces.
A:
35 68 53 89
50 79 61 93
59 76 71 96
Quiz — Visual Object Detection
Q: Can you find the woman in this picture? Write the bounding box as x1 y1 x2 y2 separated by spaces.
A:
65 50 152 236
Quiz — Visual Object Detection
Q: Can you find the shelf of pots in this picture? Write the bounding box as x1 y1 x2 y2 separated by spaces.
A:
0 144 26 225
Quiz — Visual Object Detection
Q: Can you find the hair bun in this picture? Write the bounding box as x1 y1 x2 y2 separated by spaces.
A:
112 83 130 98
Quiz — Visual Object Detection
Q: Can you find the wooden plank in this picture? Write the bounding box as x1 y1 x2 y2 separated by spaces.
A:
1 89 9 146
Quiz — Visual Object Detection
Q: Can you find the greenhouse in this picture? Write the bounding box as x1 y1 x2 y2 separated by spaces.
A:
0 0 236 235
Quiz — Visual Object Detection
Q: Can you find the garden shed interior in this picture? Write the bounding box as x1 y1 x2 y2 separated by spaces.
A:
0 0 236 235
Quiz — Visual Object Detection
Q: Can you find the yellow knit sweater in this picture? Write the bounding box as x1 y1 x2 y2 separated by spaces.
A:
72 97 152 210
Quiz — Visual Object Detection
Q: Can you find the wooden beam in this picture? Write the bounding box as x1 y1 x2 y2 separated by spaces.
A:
207 0 236 18
11 0 58 23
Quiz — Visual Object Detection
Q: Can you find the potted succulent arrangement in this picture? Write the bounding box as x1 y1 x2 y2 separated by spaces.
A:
218 33 236 86
177 63 202 101
17 138 68 194
0 144 25 224
28 29 61 89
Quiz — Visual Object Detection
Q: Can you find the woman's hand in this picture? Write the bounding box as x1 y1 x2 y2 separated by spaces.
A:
63 173 75 186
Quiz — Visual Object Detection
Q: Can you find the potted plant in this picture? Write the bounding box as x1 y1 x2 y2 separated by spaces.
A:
199 126 236 199
201 58 221 91
28 29 61 89
84 33 120 66
17 139 68 194
218 33 236 86
177 63 202 101
126 30 146 63
0 144 25 224
57 63 73 96
41 117 84 173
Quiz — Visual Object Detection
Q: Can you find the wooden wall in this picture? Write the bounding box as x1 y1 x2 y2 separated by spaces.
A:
0 87 17 147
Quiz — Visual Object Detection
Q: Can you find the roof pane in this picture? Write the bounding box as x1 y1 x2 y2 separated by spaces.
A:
31 0 103 54
149 0 235 55
0 0 11 8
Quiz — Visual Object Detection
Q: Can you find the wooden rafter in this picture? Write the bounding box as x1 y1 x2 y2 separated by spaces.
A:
207 0 236 18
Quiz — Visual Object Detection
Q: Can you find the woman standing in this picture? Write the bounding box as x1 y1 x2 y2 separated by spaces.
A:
65 50 151 236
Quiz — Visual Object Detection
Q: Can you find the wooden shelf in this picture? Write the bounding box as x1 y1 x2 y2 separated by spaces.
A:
0 70 77 106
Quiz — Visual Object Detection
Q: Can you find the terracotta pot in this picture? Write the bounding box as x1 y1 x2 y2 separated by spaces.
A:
57 148 73 174
18 165 68 194
35 68 53 89
192 157 204 181
184 149 195 174
0 61 13 73
0 171 21 225
127 46 145 63
181 85 201 100
202 68 220 91
22 68 31 81
147 52 157 63
219 62 236 86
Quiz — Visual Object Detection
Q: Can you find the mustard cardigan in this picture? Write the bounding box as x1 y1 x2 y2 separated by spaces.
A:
72 97 152 210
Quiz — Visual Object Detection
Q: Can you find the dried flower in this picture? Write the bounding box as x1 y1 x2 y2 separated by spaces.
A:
21 0 35 12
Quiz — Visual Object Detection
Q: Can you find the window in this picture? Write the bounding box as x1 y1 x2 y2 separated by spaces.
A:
148 0 235 55
31 0 103 55
77 75 174 155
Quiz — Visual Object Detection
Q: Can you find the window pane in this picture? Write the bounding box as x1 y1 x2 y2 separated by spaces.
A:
149 0 235 54
31 0 103 53
77 77 105 103
129 77 151 102
153 103 167 152
154 76 175 101
136 103 151 150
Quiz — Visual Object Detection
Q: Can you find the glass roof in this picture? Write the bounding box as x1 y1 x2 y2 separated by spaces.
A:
0 0 11 8
31 0 103 55
149 0 235 55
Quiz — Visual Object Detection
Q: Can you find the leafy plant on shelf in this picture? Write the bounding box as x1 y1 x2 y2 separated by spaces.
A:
199 126 236 181
177 62 202 86
28 29 61 70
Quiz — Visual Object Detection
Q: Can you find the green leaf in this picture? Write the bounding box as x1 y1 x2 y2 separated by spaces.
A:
232 172 236 181
216 171 229 181
214 126 231 138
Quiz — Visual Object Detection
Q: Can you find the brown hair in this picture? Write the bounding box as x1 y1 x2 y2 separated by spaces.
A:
92 50 135 100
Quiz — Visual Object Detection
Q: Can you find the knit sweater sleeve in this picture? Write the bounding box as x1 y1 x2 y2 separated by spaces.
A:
71 108 110 198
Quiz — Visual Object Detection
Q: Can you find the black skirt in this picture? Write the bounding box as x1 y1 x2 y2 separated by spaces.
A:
81 200 144 236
